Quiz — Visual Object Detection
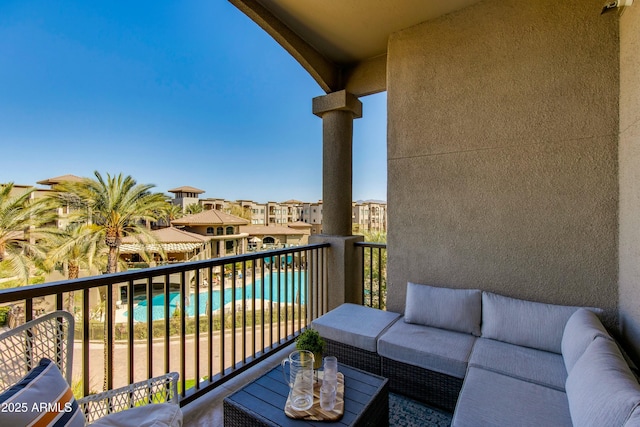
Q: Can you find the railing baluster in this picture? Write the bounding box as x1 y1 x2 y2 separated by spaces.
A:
82 288 90 398
219 265 225 376
261 258 265 354
163 273 170 375
207 266 213 383
194 268 200 389
146 276 153 380
284 252 289 339
251 259 256 358
106 283 114 391
242 260 246 365
128 280 134 385
179 270 186 397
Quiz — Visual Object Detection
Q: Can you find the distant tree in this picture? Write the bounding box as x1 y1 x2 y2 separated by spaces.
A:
162 203 184 226
361 231 387 309
0 183 56 285
41 223 106 311
229 204 252 221
185 203 203 215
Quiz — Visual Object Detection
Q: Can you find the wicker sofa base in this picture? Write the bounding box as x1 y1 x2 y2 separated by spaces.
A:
325 338 382 375
381 356 462 413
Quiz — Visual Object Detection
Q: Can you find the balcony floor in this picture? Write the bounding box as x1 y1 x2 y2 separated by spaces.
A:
181 343 453 427
181 343 296 426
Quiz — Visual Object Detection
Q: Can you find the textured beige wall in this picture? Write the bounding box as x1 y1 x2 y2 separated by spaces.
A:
619 4 640 360
386 0 619 327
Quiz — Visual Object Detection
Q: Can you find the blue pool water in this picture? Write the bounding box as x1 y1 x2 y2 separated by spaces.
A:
126 271 306 322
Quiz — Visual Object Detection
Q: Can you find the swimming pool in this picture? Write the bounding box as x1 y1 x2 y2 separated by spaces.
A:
126 271 307 322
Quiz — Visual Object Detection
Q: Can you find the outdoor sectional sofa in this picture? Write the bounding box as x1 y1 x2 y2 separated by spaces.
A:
311 282 640 426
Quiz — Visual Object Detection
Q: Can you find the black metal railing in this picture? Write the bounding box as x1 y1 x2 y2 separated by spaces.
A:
356 242 387 310
0 243 329 406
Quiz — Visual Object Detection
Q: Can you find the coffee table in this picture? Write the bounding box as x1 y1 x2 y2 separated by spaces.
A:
224 363 389 426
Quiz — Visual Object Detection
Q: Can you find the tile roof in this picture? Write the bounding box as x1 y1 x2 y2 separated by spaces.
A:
119 227 209 254
171 209 249 226
36 175 84 185
167 186 205 194
121 227 209 244
240 225 309 236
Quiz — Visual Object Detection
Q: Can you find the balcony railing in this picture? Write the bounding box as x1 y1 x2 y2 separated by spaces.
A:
356 242 387 310
0 243 329 406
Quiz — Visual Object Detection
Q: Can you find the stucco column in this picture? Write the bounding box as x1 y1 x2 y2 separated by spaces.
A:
311 91 363 312
313 90 362 236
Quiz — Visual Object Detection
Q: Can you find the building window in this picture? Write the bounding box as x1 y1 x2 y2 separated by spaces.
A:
217 227 224 235
226 226 234 235
263 236 275 245
206 227 214 235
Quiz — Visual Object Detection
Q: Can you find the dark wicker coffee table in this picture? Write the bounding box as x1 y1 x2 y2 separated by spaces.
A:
224 363 389 426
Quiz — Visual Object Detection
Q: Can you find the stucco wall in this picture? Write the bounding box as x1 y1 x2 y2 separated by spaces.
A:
619 4 640 360
386 0 619 327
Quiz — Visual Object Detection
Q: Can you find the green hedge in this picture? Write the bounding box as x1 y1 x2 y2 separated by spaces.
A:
0 306 11 326
76 307 306 341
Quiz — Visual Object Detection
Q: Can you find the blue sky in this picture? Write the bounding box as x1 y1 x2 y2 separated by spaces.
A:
0 1 387 203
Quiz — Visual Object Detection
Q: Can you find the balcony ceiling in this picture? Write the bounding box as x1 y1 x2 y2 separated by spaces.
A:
230 0 483 94
252 0 482 64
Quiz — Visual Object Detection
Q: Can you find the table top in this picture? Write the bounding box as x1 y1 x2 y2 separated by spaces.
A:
224 363 388 426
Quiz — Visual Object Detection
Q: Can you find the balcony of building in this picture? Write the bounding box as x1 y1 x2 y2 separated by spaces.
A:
0 242 390 425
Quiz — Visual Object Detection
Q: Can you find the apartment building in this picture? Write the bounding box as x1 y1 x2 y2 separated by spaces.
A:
352 201 388 234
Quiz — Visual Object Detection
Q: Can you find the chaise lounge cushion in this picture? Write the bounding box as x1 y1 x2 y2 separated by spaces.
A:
452 366 572 427
404 282 482 336
311 303 401 352
469 337 567 391
565 336 640 427
378 318 476 379
481 292 580 353
561 308 612 374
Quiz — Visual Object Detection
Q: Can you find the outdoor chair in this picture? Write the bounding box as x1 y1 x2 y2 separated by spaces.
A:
0 310 182 426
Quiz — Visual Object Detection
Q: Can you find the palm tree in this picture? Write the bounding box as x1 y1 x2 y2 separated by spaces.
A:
51 172 167 391
52 172 168 274
185 203 203 215
0 183 56 285
42 223 106 311
161 203 184 227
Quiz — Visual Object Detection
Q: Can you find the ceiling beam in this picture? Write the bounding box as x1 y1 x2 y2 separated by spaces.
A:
229 0 342 93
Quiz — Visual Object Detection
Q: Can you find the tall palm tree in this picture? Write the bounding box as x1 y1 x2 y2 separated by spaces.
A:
52 172 168 274
0 183 56 285
51 172 167 391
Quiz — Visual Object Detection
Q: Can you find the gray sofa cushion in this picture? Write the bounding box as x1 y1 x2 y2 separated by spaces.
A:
377 318 476 379
565 336 640 427
452 366 572 427
481 292 580 353
404 282 482 336
469 337 567 391
561 308 611 374
310 303 401 352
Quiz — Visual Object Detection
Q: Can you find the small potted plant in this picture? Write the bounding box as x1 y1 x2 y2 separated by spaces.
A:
295 328 326 369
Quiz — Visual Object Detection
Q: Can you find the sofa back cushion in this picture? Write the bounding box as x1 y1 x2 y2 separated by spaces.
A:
404 282 482 336
481 292 580 353
566 337 640 427
561 308 611 373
